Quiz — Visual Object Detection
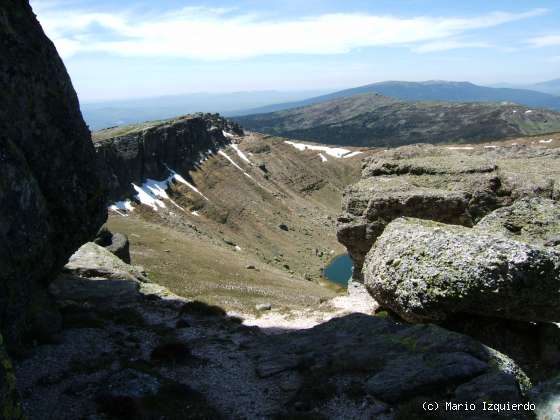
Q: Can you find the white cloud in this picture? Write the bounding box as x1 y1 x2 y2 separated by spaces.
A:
30 3 547 60
529 34 560 47
413 39 491 53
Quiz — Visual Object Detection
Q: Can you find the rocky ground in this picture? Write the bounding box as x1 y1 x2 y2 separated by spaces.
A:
8 240 538 419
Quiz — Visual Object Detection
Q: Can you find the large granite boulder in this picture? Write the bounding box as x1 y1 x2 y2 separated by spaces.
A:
338 144 560 282
363 217 560 324
0 0 107 349
49 242 180 308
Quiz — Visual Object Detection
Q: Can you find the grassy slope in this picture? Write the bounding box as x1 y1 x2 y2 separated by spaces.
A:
106 132 364 314
236 93 560 147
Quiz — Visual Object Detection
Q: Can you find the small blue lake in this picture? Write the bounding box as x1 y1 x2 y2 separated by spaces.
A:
324 254 353 286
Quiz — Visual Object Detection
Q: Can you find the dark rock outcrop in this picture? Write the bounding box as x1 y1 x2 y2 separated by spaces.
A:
93 114 243 201
251 313 530 418
0 335 24 420
0 0 107 349
94 225 131 263
337 144 560 281
362 217 560 324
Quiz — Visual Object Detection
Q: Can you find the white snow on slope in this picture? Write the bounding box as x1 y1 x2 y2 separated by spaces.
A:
284 140 362 159
222 130 235 139
342 151 364 159
446 146 474 150
484 145 498 149
318 153 328 163
133 181 167 210
539 139 553 144
231 144 252 165
218 150 254 180
168 168 210 201
110 200 134 213
109 166 210 214
525 110 533 114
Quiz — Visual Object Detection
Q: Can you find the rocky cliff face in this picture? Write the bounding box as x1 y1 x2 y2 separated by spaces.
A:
93 114 243 201
1 0 106 414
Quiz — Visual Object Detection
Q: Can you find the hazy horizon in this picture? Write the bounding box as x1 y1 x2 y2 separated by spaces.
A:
31 0 560 102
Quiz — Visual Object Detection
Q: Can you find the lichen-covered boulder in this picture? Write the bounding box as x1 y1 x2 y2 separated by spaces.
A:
475 197 560 247
363 217 560 323
0 1 107 349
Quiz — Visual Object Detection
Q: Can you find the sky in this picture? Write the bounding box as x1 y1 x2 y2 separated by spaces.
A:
31 0 560 102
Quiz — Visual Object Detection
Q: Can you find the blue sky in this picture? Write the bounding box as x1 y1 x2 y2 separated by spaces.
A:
31 0 560 102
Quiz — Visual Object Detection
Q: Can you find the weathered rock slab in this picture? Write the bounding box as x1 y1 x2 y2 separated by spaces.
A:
363 217 560 323
250 314 530 407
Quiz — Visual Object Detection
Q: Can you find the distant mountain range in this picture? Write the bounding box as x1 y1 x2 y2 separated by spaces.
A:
491 79 560 96
81 90 331 131
234 92 560 148
238 80 560 115
81 80 560 132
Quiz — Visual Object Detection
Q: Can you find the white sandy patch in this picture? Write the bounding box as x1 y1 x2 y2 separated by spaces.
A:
284 140 360 158
242 281 378 334
484 145 498 149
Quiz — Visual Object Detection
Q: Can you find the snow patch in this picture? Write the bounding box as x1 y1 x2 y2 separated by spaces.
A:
133 182 167 210
109 200 134 213
525 110 533 114
539 139 553 144
446 146 474 150
484 145 498 149
342 151 364 159
218 150 254 179
222 130 235 139
109 166 210 213
231 143 252 165
318 153 328 163
169 169 210 201
284 140 360 159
